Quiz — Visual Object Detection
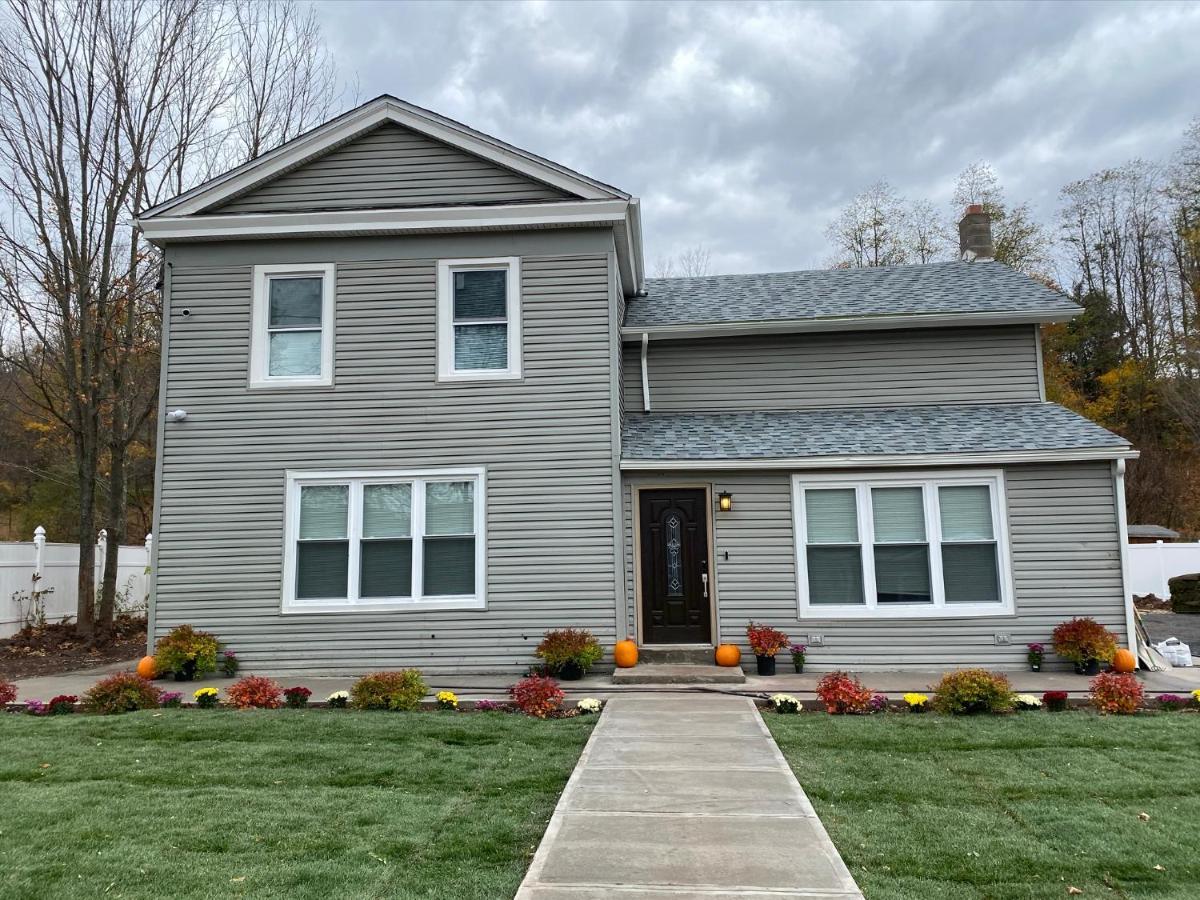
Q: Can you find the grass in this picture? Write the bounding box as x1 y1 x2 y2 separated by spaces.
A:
766 712 1200 900
0 709 593 899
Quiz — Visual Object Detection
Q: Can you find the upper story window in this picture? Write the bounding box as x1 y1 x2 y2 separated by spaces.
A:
250 263 335 388
793 470 1013 619
437 257 522 381
282 467 486 613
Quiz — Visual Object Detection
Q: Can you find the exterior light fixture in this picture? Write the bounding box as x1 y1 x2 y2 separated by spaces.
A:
717 491 733 512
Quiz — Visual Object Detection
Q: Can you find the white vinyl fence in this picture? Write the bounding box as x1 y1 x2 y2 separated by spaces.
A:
0 527 152 638
1129 540 1200 599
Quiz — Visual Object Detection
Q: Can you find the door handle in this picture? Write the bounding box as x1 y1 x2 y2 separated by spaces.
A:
701 572 709 599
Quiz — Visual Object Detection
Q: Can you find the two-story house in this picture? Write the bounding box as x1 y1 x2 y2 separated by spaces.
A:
138 95 1136 675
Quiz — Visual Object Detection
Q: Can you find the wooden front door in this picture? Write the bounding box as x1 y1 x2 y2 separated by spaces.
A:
638 488 712 644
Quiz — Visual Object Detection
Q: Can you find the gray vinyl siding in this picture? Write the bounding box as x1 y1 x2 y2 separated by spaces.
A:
210 123 572 214
622 326 1042 412
622 461 1126 669
154 229 618 675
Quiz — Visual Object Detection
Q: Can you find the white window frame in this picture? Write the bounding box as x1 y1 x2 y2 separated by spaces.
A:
436 257 522 381
282 466 486 613
793 469 1015 619
249 263 335 389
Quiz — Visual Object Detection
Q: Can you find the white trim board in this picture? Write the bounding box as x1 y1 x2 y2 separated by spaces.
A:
436 257 523 382
621 447 1139 471
141 95 625 219
249 263 336 389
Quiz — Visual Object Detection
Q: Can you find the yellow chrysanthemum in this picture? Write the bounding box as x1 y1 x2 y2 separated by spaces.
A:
902 692 929 706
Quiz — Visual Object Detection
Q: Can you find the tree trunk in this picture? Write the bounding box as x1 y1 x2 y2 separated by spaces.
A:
98 438 128 638
75 440 97 638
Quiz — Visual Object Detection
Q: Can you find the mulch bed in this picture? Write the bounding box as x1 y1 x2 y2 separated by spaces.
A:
0 615 145 681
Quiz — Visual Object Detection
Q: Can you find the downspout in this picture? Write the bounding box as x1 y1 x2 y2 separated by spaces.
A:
640 332 651 412
1113 459 1137 655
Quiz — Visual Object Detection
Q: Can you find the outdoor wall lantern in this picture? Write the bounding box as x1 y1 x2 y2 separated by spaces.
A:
717 491 733 512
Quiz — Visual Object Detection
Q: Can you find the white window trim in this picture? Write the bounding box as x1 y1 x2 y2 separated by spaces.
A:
792 469 1015 619
281 466 487 614
436 257 522 381
249 263 335 389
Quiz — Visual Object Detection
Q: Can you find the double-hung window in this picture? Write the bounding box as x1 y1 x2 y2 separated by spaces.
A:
283 467 485 612
794 471 1012 618
250 263 335 388
437 257 522 380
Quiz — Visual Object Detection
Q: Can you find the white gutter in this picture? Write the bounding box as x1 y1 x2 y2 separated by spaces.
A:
620 447 1139 471
621 307 1082 341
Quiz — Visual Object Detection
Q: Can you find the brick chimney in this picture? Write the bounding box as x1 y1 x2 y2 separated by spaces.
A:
958 204 994 260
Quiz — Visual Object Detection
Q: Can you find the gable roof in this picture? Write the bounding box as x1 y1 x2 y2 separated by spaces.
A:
623 260 1079 338
621 402 1133 469
141 94 629 219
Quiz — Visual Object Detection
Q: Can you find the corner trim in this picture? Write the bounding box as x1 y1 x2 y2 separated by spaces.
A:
1114 459 1138 656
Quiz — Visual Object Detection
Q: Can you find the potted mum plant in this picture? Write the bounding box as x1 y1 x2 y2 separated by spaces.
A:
1052 617 1118 675
534 628 603 681
1027 643 1045 672
788 643 807 674
746 622 789 676
153 624 220 681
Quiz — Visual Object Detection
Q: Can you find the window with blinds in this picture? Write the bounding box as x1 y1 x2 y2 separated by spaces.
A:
250 263 334 388
437 258 522 380
284 469 485 611
794 473 1011 618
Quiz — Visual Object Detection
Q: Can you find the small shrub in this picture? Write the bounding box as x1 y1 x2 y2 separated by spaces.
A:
220 650 239 677
436 690 458 710
1193 689 1200 707
227 675 283 709
576 697 602 714
535 629 604 675
46 695 77 715
815 671 874 714
193 687 219 708
1156 693 1189 711
902 692 929 712
153 625 220 679
475 699 503 712
746 622 789 657
283 686 311 709
509 675 564 718
1043 690 1069 712
326 690 349 709
1052 617 1118 666
351 670 428 711
932 669 1014 714
771 693 801 714
82 672 162 714
1014 693 1043 711
160 691 183 708
1090 672 1143 715
24 699 46 715
869 693 889 713
0 681 16 705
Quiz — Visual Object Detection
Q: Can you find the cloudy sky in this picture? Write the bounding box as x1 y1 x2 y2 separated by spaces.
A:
314 0 1200 277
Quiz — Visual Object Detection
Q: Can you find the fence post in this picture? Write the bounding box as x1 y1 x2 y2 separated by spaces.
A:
1157 540 1169 598
144 532 153 564
32 525 46 576
96 528 108 589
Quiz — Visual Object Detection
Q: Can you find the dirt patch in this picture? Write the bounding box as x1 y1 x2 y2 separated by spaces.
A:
0 616 145 681
1135 595 1172 612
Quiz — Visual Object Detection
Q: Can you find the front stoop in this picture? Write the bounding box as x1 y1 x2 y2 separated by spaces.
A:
612 664 746 685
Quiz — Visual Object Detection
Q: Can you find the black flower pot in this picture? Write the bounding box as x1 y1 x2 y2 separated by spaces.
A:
755 655 776 676
792 659 804 674
174 659 198 682
1073 659 1101 676
557 660 585 681
1029 662 1041 672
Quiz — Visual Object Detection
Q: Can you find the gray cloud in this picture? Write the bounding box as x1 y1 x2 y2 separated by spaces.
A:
315 0 1200 274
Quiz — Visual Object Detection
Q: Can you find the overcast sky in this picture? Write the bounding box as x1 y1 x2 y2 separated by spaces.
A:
314 0 1200 277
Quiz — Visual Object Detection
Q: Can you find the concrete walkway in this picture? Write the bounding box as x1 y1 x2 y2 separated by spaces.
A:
515 694 863 899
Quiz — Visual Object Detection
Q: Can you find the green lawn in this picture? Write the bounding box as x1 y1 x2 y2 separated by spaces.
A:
0 710 593 899
767 712 1200 900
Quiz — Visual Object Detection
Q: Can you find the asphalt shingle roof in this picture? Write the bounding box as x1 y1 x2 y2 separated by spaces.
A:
621 403 1129 462
625 260 1078 329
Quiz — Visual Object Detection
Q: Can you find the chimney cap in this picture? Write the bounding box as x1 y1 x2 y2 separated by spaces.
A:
964 203 984 216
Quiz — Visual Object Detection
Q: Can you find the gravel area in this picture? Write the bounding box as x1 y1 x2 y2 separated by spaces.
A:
1140 611 1200 649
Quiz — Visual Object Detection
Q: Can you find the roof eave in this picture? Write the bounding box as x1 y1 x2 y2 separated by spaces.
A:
621 307 1082 341
620 446 1138 470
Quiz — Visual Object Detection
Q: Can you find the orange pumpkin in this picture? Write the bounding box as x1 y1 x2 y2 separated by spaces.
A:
714 644 741 667
136 655 158 679
1112 647 1137 674
614 637 638 668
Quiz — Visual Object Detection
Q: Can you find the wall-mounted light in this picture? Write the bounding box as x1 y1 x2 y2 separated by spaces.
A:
166 409 188 422
717 491 733 512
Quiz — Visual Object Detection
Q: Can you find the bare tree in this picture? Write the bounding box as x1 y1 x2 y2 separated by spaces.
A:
653 245 712 278
825 180 911 268
952 162 1050 276
0 0 340 639
907 198 950 264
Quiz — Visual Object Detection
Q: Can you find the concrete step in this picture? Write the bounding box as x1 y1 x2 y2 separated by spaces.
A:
612 663 746 685
637 646 717 665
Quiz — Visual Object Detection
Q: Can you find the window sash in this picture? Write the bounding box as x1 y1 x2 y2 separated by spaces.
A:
795 474 1010 618
284 470 483 610
437 258 521 380
251 264 334 387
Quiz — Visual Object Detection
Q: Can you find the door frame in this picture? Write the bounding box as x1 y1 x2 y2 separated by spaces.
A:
630 481 719 647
